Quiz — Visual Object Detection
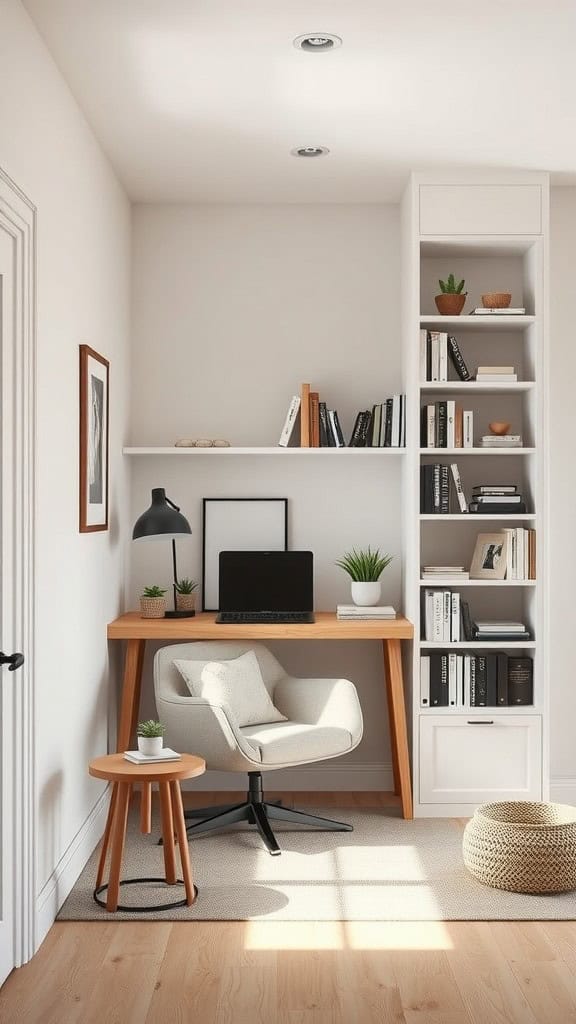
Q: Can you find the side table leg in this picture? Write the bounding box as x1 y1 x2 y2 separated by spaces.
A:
383 639 413 820
96 783 118 888
140 782 152 834
106 782 131 912
159 781 177 884
116 639 146 753
170 781 196 906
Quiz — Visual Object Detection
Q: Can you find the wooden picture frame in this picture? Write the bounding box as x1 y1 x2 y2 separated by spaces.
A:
79 345 109 532
469 531 509 580
202 498 288 611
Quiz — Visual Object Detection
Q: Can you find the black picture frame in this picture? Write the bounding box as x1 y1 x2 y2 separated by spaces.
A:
202 498 288 611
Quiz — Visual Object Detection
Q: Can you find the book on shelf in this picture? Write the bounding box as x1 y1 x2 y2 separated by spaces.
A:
420 464 449 514
300 383 310 447
319 401 330 446
310 392 320 447
469 485 527 514
278 395 301 447
472 484 518 495
447 335 472 381
124 748 182 764
420 653 534 708
476 374 518 382
477 366 515 374
473 619 532 641
471 307 526 315
450 463 468 512
328 409 345 448
463 410 474 448
337 605 396 619
422 588 461 642
479 435 523 447
421 403 471 449
420 331 472 382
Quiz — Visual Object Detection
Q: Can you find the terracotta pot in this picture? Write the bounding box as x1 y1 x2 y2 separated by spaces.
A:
434 293 467 316
140 596 166 619
176 592 196 613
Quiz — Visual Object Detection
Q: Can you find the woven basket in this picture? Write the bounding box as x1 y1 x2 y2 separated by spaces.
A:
481 292 511 308
463 801 576 894
139 596 166 619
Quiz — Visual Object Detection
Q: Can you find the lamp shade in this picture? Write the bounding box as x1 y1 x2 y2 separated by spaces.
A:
132 488 192 541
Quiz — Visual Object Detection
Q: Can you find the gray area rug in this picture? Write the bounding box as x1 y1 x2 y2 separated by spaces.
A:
58 807 576 921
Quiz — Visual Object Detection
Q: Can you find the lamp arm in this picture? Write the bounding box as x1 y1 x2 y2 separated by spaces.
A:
171 538 178 611
165 495 180 512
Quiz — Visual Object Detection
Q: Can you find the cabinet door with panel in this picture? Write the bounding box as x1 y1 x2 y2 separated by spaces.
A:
419 714 542 806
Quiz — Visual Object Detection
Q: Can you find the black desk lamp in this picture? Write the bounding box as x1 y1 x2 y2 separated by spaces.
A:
132 487 194 618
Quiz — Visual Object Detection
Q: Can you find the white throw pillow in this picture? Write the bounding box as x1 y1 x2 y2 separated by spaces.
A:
173 649 287 728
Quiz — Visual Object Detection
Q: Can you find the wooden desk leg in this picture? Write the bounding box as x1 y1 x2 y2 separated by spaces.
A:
96 783 118 888
170 780 196 906
116 639 146 753
159 781 177 885
106 782 131 912
383 639 413 820
140 782 152 834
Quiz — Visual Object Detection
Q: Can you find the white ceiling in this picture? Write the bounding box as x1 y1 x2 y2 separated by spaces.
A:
23 0 576 203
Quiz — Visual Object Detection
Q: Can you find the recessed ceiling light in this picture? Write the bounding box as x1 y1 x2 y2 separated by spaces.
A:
291 146 330 158
293 33 342 52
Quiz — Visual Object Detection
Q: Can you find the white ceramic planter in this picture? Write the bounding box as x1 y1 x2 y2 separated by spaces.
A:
351 581 382 607
138 735 163 756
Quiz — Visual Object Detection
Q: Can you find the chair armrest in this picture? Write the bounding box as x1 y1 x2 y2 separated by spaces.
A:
155 693 262 768
273 676 363 745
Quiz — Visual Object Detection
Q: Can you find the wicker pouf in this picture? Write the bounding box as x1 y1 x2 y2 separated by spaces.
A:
463 801 576 894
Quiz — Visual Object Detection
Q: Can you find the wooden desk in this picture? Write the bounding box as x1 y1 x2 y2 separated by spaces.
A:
107 611 414 819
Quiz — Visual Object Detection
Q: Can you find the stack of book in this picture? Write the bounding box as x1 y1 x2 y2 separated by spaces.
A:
421 566 469 582
501 527 536 580
337 605 396 620
419 330 471 382
471 306 526 316
479 433 523 448
350 397 406 447
421 402 473 448
420 653 533 707
473 620 532 641
476 365 517 382
469 484 526 514
422 589 462 642
124 748 182 764
421 463 467 513
278 386 406 448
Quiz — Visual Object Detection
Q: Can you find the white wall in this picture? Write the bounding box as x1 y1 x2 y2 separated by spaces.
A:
0 0 130 933
130 204 403 788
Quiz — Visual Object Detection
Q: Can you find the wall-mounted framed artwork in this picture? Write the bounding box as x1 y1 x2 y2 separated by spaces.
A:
202 498 288 611
79 344 109 532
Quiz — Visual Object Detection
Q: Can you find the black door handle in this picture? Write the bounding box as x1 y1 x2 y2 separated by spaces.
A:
0 651 25 671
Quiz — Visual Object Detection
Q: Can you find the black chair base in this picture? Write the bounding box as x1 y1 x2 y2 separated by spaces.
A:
183 772 353 856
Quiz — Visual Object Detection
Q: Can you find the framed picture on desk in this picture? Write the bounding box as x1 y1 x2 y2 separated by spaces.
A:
202 498 288 611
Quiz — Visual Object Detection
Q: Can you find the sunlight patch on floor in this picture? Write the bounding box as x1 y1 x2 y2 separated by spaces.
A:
244 920 347 949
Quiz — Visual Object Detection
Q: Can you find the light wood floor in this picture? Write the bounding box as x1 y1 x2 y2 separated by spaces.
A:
2 793 576 1024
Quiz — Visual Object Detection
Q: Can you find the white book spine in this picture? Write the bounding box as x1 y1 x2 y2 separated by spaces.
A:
451 591 461 642
431 333 440 381
446 400 455 448
443 590 451 642
420 329 428 381
420 656 430 707
439 333 448 382
463 655 471 706
463 410 474 448
391 395 401 447
456 655 464 707
278 395 301 446
432 591 444 643
450 463 468 513
427 405 435 448
424 589 434 640
448 653 457 706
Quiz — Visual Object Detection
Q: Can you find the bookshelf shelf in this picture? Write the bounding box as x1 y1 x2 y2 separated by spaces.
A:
403 172 548 816
123 446 407 457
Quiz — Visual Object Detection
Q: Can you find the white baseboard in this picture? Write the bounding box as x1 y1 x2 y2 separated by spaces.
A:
36 789 109 948
550 777 576 805
183 762 394 793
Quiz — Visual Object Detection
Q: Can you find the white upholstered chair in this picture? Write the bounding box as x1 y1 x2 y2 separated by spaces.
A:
154 641 363 855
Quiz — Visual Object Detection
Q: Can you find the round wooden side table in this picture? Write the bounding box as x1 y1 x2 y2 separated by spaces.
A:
89 753 206 912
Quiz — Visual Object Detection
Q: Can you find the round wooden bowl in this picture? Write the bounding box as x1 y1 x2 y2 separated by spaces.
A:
489 421 511 435
481 292 511 308
434 293 466 316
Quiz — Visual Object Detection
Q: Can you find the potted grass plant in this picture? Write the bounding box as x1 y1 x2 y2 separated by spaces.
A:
336 547 393 606
175 577 198 614
435 273 467 315
137 719 165 756
140 585 167 618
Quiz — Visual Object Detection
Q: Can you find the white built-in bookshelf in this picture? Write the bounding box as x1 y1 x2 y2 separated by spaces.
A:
401 172 549 816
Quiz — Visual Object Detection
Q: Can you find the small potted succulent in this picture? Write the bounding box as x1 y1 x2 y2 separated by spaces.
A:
137 719 165 756
175 577 198 614
140 585 167 618
435 273 467 315
336 547 393 606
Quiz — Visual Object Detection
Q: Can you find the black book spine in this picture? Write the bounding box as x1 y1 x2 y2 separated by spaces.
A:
470 502 527 514
361 410 372 446
384 399 393 447
470 655 477 706
433 464 441 512
439 655 449 706
332 410 345 447
426 331 432 382
420 466 426 513
460 600 475 642
497 653 509 706
440 465 449 513
319 402 331 447
429 654 443 706
436 402 447 448
447 334 472 381
421 406 428 447
476 656 488 705
348 412 364 447
508 658 534 705
486 654 498 706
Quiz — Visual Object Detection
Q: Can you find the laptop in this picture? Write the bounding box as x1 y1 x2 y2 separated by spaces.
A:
216 551 315 624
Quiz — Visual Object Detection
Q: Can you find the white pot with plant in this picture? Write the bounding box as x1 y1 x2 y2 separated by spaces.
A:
175 577 198 614
140 585 167 618
336 547 393 606
137 719 165 756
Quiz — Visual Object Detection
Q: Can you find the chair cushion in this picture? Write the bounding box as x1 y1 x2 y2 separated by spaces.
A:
240 721 354 765
173 649 287 728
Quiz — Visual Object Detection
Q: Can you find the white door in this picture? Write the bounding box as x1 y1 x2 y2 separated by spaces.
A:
0 172 36 983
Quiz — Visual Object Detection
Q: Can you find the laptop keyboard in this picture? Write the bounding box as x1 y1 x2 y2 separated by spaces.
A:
218 611 313 624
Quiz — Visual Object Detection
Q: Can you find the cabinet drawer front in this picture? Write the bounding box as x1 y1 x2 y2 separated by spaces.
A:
419 715 542 805
419 185 542 235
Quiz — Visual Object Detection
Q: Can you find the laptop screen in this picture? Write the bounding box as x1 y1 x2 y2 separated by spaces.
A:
218 551 314 612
